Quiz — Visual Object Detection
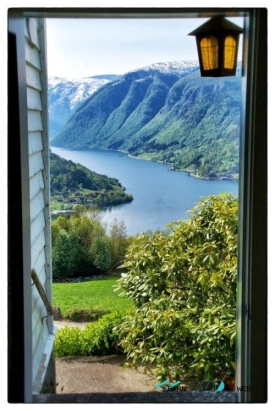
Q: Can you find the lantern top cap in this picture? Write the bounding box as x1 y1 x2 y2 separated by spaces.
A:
188 16 243 36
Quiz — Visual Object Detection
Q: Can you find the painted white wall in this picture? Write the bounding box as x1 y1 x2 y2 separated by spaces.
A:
25 17 54 393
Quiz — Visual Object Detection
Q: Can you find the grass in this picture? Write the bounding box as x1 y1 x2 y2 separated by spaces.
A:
50 200 72 211
52 274 132 317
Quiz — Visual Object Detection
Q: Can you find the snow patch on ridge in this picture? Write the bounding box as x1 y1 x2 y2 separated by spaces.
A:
129 60 199 76
48 76 110 110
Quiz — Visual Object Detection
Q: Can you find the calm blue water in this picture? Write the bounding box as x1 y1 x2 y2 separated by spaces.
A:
51 147 238 236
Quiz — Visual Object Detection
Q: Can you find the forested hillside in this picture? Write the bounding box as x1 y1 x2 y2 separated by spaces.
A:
51 61 241 179
50 152 133 210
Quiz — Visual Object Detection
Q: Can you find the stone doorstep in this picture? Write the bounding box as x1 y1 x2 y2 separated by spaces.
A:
33 391 237 403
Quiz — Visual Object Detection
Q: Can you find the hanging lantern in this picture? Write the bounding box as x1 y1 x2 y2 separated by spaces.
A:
188 17 243 77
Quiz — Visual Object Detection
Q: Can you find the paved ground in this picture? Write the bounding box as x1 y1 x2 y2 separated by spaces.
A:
54 320 160 394
54 320 89 330
54 354 236 403
55 355 160 394
53 320 234 402
47 358 236 403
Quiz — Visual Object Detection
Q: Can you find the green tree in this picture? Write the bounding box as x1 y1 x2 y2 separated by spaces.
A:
52 229 87 279
108 218 129 270
116 194 238 381
91 238 112 272
51 206 133 279
51 216 70 247
70 210 105 250
51 209 106 279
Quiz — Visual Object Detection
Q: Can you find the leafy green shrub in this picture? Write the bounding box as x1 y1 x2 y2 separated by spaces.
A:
80 311 128 355
54 326 83 357
115 194 238 381
54 311 129 357
63 307 109 322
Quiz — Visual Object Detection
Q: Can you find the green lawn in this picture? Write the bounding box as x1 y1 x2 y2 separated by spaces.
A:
52 274 132 316
51 200 72 211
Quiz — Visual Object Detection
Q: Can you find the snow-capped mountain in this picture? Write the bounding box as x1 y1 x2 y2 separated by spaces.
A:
129 60 199 76
48 76 110 110
48 75 120 139
51 59 241 179
48 63 199 139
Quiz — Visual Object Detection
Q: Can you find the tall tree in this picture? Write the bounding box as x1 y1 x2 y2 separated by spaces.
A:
109 218 129 269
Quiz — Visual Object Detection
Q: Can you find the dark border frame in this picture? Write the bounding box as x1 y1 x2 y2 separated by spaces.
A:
7 7 267 403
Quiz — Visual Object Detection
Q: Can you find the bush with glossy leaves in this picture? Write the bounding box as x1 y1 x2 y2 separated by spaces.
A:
115 194 238 381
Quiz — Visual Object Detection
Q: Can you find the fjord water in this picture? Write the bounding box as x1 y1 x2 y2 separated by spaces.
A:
51 147 238 236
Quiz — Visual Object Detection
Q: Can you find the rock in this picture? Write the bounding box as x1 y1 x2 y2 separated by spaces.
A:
53 306 62 320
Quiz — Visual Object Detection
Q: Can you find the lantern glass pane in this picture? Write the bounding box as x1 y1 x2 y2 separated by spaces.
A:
224 36 236 69
200 36 218 70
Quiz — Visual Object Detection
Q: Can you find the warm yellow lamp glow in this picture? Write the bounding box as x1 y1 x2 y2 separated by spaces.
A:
189 17 243 77
224 35 237 69
200 36 218 70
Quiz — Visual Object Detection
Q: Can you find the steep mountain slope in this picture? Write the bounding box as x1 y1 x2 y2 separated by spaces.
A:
51 61 241 178
51 61 198 146
48 75 121 138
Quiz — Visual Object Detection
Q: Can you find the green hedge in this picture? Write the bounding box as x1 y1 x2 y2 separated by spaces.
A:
54 311 129 357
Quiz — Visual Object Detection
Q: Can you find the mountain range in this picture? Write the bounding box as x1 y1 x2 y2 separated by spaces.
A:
50 61 242 179
48 75 121 138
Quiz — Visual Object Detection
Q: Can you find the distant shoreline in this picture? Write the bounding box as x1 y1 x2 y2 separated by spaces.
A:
117 150 238 182
52 146 238 182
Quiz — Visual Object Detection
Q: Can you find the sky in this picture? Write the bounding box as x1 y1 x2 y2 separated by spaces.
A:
46 16 244 78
